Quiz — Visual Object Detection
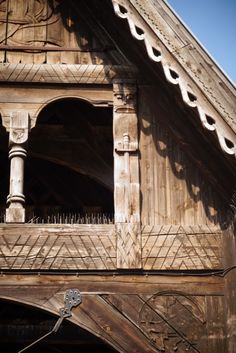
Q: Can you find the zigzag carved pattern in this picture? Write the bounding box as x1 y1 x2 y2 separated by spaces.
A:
0 63 136 84
0 225 116 270
142 225 222 270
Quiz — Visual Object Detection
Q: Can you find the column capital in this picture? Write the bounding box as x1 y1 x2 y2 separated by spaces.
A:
6 111 29 223
113 82 137 113
9 111 30 146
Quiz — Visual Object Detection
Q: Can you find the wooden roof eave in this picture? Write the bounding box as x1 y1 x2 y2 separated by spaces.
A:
111 0 236 160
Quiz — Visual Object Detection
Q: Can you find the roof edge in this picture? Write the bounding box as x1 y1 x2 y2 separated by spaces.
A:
111 0 236 158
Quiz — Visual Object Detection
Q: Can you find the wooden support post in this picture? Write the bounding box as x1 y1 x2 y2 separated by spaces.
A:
6 111 29 223
113 82 141 269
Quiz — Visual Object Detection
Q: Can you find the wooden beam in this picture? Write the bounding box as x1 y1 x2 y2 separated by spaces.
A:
113 82 141 269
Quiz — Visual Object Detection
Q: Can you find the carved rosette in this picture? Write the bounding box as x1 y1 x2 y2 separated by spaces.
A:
139 292 206 352
113 82 141 269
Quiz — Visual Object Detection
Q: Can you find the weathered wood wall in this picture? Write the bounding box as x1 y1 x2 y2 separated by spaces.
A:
138 86 227 227
0 1 233 352
0 224 222 271
0 0 123 65
142 225 222 270
0 274 226 353
0 224 116 270
223 221 236 353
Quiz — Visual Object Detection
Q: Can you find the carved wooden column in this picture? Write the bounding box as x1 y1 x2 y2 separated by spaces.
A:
113 82 141 269
6 111 29 223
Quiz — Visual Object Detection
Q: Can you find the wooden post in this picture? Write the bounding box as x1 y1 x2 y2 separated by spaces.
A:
6 111 29 223
223 220 236 353
113 81 141 269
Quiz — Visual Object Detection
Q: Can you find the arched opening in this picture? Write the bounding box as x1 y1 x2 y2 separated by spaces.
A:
0 116 9 223
26 98 114 224
0 299 117 352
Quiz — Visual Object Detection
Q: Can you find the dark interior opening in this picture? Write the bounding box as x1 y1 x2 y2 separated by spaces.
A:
0 299 117 353
26 98 114 224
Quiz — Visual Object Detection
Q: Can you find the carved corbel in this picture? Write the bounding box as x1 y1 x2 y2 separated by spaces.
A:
6 111 30 223
113 82 141 269
113 83 137 113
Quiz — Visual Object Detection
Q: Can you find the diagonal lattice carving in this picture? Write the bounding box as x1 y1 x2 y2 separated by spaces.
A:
142 225 222 270
116 222 141 269
0 63 136 84
0 225 116 270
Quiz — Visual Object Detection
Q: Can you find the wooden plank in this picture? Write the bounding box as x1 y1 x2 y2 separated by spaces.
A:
77 295 157 353
0 275 226 352
0 224 116 270
116 222 141 269
113 82 141 269
0 273 224 296
0 63 136 84
113 86 140 223
223 224 236 353
138 293 207 352
129 0 236 134
138 87 229 226
206 295 226 353
142 225 222 270
0 0 7 63
102 293 144 327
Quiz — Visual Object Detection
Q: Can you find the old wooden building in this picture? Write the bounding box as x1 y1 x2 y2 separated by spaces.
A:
0 0 236 352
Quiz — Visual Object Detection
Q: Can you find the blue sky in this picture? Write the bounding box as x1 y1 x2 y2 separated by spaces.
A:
166 0 236 85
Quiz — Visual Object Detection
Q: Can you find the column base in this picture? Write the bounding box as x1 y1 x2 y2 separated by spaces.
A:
6 207 25 223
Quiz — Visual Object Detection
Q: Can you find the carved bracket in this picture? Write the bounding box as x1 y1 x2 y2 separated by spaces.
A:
113 82 137 113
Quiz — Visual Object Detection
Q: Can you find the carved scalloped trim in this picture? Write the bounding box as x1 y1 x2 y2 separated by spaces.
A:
112 1 236 157
129 0 235 129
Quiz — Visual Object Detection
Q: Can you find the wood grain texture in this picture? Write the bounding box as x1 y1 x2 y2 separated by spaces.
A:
223 223 236 353
0 222 223 272
128 0 236 133
116 223 141 269
142 225 222 270
0 224 116 270
0 0 124 65
113 83 140 223
0 275 225 353
103 292 226 353
113 83 141 269
138 86 227 227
